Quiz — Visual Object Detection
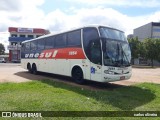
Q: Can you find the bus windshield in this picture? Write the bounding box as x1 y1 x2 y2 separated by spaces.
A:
99 27 131 67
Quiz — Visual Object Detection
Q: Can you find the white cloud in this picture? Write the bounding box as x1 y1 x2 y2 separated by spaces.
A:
44 9 69 32
0 0 46 53
0 0 44 12
0 0 21 11
0 32 9 52
66 0 160 7
0 0 45 28
45 7 160 35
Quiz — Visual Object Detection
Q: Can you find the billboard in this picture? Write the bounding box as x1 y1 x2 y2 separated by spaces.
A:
18 28 33 33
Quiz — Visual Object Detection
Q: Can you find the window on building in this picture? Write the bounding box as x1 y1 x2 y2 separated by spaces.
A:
20 35 26 37
36 35 41 38
11 34 17 37
153 28 160 32
11 42 17 45
28 35 34 38
55 34 66 47
67 30 81 46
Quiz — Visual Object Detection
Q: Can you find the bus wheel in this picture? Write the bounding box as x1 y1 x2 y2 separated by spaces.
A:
32 64 38 75
27 63 32 73
72 67 85 84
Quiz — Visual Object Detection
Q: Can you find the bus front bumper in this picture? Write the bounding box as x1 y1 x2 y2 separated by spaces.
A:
102 72 132 82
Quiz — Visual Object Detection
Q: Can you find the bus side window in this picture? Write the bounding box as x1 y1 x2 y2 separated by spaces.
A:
55 34 66 48
30 40 37 51
83 27 101 64
45 36 54 49
90 40 102 65
67 30 81 46
21 43 25 52
38 39 45 50
25 42 30 51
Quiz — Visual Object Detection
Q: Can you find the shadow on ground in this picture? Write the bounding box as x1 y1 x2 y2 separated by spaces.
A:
14 71 156 110
14 71 123 91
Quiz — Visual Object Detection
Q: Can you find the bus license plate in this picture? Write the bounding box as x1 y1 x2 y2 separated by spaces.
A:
120 76 125 80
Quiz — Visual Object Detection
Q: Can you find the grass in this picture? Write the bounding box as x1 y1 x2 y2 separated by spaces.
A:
0 80 160 120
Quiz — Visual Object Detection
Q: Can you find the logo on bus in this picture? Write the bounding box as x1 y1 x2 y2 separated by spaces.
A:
25 50 58 58
69 51 77 56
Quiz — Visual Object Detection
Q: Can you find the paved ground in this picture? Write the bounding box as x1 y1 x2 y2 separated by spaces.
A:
0 63 31 83
0 63 159 90
111 67 160 85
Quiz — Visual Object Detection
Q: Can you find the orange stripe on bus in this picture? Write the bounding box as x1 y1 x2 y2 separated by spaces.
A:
38 47 86 59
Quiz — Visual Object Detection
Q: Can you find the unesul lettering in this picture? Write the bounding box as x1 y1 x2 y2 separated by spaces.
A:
25 50 58 58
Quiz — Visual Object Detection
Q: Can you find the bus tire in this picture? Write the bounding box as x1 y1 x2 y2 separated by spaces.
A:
32 64 38 75
72 67 85 84
27 63 32 73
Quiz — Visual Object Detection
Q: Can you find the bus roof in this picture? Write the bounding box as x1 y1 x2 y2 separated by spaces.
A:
22 25 124 43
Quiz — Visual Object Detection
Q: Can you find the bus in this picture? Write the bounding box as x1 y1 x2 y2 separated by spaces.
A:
21 25 132 84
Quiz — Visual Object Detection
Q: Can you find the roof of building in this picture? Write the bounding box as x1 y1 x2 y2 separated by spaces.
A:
8 27 50 34
134 22 160 30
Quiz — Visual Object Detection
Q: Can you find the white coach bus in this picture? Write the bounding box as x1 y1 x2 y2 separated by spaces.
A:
21 25 132 84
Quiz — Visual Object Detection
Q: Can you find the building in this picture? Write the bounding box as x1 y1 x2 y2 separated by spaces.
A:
8 27 50 62
133 22 160 66
134 22 160 41
127 34 134 39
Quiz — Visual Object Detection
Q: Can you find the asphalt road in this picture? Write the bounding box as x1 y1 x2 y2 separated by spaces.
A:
0 63 159 90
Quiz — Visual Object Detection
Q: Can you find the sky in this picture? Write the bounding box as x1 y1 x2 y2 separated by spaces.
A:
0 0 160 53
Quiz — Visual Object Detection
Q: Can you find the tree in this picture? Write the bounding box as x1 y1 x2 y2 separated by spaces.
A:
144 38 160 67
128 37 146 64
0 43 5 55
138 41 147 58
128 37 140 59
154 39 160 62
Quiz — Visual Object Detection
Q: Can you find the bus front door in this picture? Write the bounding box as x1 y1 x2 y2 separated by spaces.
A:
83 60 102 82
90 63 102 82
89 40 102 82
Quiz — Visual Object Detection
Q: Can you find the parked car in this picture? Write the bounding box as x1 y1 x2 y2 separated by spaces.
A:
0 58 6 63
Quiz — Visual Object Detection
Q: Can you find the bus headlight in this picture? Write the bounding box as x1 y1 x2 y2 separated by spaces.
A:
104 70 114 74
